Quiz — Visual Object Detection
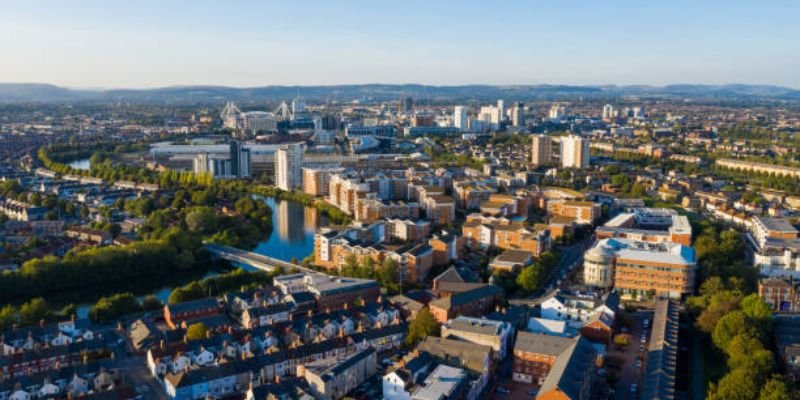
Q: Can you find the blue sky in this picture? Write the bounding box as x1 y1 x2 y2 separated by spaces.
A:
1 0 798 88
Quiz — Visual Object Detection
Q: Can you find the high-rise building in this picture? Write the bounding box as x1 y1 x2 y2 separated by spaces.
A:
400 97 414 115
497 99 505 123
194 152 234 179
531 135 553 165
559 135 590 169
511 102 524 127
633 106 645 119
229 141 251 178
454 106 468 131
291 97 306 114
275 143 305 191
477 105 502 130
548 104 567 121
602 104 614 122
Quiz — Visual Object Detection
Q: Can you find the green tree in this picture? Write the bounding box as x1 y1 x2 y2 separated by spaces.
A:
406 308 440 346
186 322 209 341
725 335 773 378
708 368 761 400
141 295 164 311
0 305 18 330
759 376 795 400
19 298 51 326
712 310 757 350
516 264 542 293
695 291 741 333
185 207 217 234
740 294 773 334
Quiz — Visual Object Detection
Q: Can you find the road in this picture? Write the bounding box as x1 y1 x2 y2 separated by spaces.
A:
612 311 652 400
530 237 595 298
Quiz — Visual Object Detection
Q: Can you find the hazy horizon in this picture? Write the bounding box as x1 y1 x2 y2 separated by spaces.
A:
1 1 798 89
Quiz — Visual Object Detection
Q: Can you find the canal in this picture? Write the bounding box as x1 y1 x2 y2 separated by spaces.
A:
75 196 326 317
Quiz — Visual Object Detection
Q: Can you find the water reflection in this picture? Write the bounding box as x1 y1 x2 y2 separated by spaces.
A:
252 197 327 262
69 158 91 171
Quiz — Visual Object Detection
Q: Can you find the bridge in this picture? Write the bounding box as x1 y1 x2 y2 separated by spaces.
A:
204 243 317 274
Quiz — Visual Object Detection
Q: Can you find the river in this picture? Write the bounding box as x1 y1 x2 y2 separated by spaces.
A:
68 158 91 171
75 196 326 318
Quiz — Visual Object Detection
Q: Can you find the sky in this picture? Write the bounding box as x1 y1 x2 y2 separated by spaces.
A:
0 0 798 89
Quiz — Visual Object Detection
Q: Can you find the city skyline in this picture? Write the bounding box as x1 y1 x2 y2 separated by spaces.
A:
1 0 798 89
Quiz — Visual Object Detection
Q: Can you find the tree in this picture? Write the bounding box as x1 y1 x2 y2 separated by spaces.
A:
406 308 440 346
725 335 773 378
0 305 17 330
740 294 773 335
141 295 164 311
696 291 741 333
185 207 217 234
376 258 401 294
708 368 761 400
712 310 757 350
759 376 795 400
19 298 51 326
516 264 542 293
168 282 205 304
186 322 209 341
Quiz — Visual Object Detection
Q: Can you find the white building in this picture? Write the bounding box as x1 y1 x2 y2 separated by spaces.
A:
548 104 567 121
602 104 614 121
559 135 590 169
275 142 305 191
511 103 524 127
454 106 468 131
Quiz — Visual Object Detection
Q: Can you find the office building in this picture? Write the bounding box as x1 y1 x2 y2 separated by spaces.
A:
548 104 567 121
531 135 553 165
275 143 305 191
602 104 614 121
229 141 251 178
559 135 590 168
454 106 468 131
583 238 696 298
497 99 505 123
511 102 524 127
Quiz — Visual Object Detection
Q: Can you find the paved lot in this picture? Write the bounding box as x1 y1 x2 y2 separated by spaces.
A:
608 310 653 400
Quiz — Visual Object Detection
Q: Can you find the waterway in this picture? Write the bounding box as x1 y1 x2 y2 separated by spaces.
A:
68 158 91 171
74 196 326 318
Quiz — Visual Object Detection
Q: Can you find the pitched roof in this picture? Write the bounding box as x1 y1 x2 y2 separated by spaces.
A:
430 284 503 310
537 336 597 400
514 331 575 355
417 336 492 374
433 266 465 284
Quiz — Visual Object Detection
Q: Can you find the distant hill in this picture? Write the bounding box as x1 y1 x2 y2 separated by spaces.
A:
0 83 798 103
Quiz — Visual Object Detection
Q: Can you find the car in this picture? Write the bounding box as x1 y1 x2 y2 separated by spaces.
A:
640 336 647 343
639 344 645 352
496 386 510 394
382 358 393 366
630 384 638 393
528 389 539 396
635 359 642 368
643 319 650 327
